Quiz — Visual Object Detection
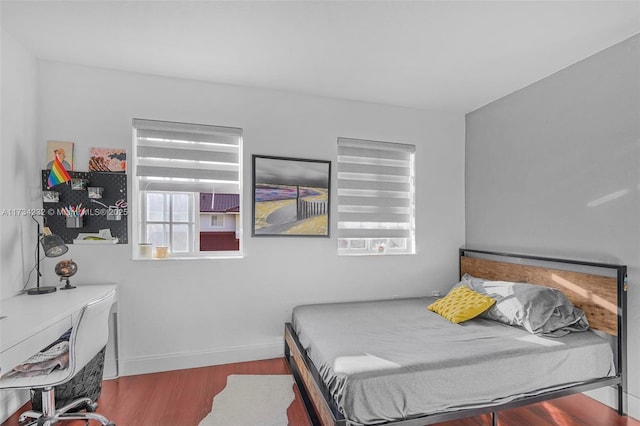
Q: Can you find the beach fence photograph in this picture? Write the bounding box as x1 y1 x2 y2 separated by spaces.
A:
252 155 330 237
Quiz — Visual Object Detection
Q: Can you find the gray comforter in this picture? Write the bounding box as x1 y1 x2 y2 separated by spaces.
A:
292 297 615 425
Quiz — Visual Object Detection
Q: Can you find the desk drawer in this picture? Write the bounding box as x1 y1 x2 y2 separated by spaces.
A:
1 315 72 375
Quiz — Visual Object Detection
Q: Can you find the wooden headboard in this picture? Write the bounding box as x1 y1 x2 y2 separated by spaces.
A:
459 250 625 336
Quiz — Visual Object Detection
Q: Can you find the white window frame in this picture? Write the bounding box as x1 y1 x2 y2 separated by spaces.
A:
140 191 196 255
210 214 224 227
132 119 243 259
337 137 416 256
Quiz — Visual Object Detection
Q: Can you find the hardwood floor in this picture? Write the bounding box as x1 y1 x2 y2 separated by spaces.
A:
2 357 638 426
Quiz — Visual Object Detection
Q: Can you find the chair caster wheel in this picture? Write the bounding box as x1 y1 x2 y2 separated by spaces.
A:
86 402 98 412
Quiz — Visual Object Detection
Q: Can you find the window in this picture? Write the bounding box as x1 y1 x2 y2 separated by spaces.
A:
142 192 195 253
337 137 415 255
132 119 242 258
210 215 223 227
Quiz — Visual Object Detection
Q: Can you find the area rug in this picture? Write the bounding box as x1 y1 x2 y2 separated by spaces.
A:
198 374 295 426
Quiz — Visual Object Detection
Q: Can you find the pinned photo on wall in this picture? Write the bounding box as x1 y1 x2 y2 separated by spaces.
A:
42 191 60 203
71 178 88 190
46 141 74 171
89 147 127 173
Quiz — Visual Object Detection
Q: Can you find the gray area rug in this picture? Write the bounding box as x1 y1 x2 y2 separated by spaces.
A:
198 374 295 426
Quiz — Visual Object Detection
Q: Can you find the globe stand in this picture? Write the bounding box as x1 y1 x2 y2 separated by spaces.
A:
60 277 76 290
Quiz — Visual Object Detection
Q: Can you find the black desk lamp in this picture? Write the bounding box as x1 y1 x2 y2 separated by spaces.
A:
28 215 68 295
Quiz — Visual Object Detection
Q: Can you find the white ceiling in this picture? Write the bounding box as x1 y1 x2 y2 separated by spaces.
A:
2 1 639 113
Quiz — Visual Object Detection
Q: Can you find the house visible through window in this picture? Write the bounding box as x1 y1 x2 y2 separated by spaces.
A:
337 137 415 255
199 193 240 251
132 119 242 258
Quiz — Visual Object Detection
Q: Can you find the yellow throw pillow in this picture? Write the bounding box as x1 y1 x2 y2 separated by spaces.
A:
427 286 496 324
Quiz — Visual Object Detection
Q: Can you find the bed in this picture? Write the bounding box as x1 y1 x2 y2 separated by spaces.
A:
284 248 628 426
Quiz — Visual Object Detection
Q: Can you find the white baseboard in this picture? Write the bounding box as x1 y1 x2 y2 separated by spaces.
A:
118 340 284 377
629 392 640 419
104 356 118 379
584 387 640 421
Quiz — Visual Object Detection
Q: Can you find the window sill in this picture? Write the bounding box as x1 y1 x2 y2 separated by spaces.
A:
132 253 243 261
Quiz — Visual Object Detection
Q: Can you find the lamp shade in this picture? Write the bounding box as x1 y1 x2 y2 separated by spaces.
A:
40 234 68 257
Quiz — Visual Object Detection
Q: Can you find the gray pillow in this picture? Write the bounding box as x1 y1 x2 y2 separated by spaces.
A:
460 274 589 337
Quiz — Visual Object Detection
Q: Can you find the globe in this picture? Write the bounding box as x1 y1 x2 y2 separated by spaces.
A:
55 259 78 278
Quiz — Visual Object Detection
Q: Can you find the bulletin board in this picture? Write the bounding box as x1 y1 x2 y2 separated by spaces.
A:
41 170 128 244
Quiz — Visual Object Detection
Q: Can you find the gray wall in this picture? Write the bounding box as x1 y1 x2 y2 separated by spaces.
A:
466 35 639 416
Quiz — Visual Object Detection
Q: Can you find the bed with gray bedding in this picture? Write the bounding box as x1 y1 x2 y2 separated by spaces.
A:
285 250 627 426
291 296 615 426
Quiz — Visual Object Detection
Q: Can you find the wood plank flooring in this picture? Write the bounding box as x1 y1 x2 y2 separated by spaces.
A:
2 357 638 426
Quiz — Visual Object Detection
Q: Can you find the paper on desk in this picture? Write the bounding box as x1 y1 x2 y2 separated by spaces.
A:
98 229 113 239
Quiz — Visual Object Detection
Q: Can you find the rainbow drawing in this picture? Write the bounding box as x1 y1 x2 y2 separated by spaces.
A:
47 156 72 188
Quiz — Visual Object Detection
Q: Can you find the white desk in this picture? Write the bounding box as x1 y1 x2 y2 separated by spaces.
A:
0 285 118 378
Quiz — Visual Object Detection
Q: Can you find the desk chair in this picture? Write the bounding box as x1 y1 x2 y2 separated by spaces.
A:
0 290 116 426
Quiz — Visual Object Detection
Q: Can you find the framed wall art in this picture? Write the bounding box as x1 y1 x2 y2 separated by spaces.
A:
45 140 74 171
252 155 330 237
89 147 127 172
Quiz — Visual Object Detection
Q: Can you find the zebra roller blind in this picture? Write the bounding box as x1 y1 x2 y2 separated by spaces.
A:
337 137 415 255
133 119 241 193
